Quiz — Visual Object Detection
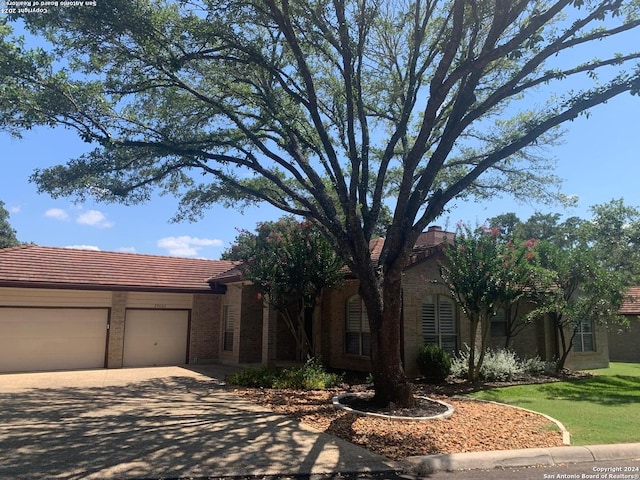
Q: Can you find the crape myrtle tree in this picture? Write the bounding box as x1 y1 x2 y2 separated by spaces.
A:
490 203 638 372
221 216 344 361
440 224 537 380
2 1 640 406
527 240 626 372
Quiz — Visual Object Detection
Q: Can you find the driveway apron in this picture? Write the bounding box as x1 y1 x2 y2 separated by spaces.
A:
0 366 395 479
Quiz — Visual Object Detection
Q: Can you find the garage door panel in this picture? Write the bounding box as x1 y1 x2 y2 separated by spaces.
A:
123 310 189 367
0 308 108 373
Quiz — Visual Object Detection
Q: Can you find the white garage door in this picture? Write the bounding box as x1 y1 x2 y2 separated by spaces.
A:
0 308 108 373
123 309 189 367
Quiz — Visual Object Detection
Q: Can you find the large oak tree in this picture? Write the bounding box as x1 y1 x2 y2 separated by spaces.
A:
1 0 639 406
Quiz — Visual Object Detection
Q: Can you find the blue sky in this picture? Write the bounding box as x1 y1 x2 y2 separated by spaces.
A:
2 92 638 260
2 13 639 259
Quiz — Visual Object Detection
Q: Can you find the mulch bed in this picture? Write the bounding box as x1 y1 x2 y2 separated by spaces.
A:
229 372 587 460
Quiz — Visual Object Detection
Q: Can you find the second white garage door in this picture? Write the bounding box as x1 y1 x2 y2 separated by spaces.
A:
123 309 189 367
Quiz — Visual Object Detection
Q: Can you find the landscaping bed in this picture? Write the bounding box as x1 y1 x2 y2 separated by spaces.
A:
229 379 567 460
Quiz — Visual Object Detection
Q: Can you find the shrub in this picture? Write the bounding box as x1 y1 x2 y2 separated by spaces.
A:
226 366 278 388
227 358 341 390
417 344 452 383
521 356 546 376
480 348 523 381
450 346 544 382
450 347 471 379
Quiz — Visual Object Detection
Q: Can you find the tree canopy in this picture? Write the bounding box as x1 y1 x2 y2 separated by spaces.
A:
0 201 20 248
2 0 639 406
527 239 626 371
221 217 344 360
488 201 638 371
440 223 537 379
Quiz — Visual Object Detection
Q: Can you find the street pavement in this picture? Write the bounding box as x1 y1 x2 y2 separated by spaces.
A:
0 365 638 479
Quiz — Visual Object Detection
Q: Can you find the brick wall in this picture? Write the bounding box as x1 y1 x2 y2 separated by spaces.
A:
320 279 371 372
608 316 640 362
402 253 463 377
189 293 222 364
106 291 127 368
487 300 541 358
565 325 610 370
317 252 558 377
239 285 263 363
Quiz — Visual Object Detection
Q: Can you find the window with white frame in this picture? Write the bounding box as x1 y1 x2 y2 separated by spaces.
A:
573 319 595 352
222 305 235 352
422 295 457 354
346 295 371 356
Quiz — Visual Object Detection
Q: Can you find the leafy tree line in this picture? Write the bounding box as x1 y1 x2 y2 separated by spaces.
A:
443 199 639 378
0 201 21 248
2 1 639 406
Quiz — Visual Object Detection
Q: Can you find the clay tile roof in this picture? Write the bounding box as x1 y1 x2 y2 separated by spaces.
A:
0 244 238 293
621 286 640 315
369 237 385 265
208 227 454 283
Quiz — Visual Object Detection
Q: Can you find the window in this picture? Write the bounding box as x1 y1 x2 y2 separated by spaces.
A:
222 305 235 352
573 319 595 352
346 295 371 356
491 308 508 337
422 295 457 354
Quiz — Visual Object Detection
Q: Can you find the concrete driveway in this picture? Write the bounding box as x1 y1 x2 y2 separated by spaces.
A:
0 365 396 480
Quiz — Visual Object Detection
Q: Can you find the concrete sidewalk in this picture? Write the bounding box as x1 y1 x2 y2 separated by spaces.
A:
0 365 397 480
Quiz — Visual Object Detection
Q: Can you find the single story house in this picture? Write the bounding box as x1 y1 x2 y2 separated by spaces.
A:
0 228 624 375
207 225 626 373
0 245 235 373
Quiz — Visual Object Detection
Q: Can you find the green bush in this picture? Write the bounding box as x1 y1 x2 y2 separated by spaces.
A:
480 348 523 381
226 366 278 388
417 344 452 383
226 358 341 390
521 356 548 376
450 346 553 381
450 347 470 379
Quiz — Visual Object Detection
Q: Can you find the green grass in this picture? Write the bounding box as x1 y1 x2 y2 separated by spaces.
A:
468 362 640 445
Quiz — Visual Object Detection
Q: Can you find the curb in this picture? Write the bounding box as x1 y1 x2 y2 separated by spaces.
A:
402 443 640 475
332 393 455 421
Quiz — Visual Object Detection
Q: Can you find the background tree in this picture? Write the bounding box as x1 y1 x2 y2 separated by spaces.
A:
527 240 626 372
490 202 638 371
222 217 343 361
494 236 540 349
0 201 20 248
2 1 639 406
580 199 640 285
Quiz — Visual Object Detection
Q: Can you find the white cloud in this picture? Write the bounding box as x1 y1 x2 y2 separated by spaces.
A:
64 245 101 251
117 246 136 254
157 236 223 257
45 208 70 221
76 210 114 229
9 205 21 214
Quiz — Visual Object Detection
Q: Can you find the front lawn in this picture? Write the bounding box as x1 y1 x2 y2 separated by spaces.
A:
468 362 640 445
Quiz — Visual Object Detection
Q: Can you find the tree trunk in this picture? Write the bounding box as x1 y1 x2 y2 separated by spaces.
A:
468 317 479 381
358 257 414 408
555 321 577 373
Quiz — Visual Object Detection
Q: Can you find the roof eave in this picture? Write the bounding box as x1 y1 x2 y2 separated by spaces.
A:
0 280 225 295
